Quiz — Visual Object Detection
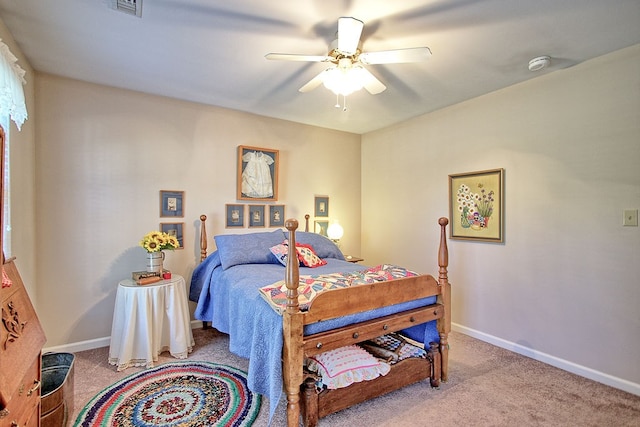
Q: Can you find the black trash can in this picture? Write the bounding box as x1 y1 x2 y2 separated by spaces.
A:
41 352 75 427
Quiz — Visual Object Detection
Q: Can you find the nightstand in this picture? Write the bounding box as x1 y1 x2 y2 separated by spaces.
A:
108 274 194 371
344 255 364 263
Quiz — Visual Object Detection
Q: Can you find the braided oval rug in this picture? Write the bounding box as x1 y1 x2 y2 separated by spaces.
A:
73 361 261 427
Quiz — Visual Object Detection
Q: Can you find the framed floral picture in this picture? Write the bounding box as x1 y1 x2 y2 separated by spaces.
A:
449 168 504 242
225 204 245 228
237 145 279 201
160 190 184 217
160 222 184 249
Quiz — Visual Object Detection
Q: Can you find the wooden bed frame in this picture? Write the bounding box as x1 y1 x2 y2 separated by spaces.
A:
197 214 450 427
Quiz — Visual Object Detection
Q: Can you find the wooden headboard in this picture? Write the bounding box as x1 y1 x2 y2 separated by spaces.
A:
198 213 311 262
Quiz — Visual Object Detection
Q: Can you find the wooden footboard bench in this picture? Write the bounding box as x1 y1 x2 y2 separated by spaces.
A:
281 217 450 426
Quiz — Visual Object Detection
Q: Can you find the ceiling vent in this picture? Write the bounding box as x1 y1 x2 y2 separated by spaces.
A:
111 0 142 17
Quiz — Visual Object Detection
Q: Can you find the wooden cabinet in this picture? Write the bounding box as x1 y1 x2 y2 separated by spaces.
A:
0 126 46 426
1 258 46 427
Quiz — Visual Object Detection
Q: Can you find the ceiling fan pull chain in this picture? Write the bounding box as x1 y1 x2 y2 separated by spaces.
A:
335 94 340 109
343 95 348 112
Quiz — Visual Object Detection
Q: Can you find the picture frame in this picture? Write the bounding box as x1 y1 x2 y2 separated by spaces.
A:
237 145 279 201
449 168 504 243
160 190 184 217
160 222 184 249
314 196 329 217
248 205 265 228
269 205 285 227
225 204 245 228
314 220 329 237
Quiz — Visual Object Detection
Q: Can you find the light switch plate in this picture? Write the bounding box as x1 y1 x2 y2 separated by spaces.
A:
623 209 638 226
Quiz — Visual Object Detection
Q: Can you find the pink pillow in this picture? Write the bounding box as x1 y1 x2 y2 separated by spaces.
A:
270 241 327 268
295 243 327 268
269 243 289 266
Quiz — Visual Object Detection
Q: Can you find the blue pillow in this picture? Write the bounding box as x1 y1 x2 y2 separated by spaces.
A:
214 229 286 270
294 232 345 260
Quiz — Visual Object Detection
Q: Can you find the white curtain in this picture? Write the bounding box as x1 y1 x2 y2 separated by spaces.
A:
2 114 10 258
0 39 27 130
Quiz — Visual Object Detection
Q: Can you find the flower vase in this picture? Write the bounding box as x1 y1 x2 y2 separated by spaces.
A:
146 251 165 273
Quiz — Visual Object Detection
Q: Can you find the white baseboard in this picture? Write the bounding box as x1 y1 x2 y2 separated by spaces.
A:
43 336 111 354
452 323 640 397
42 320 205 354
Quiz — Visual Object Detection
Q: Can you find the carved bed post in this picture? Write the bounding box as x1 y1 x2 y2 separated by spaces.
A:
199 214 212 329
428 342 441 388
283 219 303 427
436 217 450 382
199 215 208 262
304 214 310 232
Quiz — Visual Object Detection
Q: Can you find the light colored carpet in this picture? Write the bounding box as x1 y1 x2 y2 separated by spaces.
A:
71 329 640 426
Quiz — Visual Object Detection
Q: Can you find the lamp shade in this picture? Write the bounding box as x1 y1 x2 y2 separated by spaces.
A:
323 67 366 96
322 58 366 96
327 221 344 241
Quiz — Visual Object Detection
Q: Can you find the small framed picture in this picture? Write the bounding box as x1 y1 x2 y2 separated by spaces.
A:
314 196 329 217
237 145 279 201
249 205 265 228
226 204 245 228
160 222 184 249
314 220 329 236
449 168 504 242
160 190 184 217
269 205 285 227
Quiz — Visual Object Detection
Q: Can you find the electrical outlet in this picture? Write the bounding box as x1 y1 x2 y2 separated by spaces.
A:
623 209 638 226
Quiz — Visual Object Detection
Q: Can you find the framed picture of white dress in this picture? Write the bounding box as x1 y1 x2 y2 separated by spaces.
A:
237 145 279 201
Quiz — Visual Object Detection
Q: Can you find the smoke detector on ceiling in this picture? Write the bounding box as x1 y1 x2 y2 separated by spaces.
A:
111 0 142 17
528 56 551 72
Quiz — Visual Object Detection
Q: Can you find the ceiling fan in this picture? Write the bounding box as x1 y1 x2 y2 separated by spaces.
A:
265 17 432 101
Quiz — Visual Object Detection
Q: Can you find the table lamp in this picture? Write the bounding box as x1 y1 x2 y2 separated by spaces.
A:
327 221 344 246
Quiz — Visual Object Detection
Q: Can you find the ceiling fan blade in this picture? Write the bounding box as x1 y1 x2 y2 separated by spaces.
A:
358 67 386 94
359 47 432 64
298 69 329 93
337 17 364 55
265 53 332 62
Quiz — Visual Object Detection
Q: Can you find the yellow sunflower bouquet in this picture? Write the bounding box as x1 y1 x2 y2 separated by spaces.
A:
139 231 180 253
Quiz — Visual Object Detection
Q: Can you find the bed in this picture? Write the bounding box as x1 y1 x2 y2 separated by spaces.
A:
190 214 450 427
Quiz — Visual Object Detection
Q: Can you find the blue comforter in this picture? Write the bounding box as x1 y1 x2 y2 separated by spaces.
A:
191 252 439 421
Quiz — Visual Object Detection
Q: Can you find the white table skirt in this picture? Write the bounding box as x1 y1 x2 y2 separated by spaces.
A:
108 274 194 371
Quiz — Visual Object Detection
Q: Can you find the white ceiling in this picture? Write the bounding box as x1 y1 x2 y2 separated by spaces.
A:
1 0 639 134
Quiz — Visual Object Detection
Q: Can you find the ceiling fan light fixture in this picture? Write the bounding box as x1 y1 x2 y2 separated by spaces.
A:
322 66 365 96
271 17 428 104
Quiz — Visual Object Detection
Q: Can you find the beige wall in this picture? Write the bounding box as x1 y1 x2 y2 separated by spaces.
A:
362 44 640 390
0 19 37 301
34 74 361 346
